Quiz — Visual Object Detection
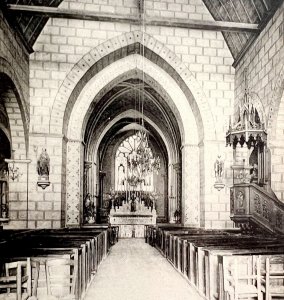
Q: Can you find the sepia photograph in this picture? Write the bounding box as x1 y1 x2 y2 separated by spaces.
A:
0 0 283 299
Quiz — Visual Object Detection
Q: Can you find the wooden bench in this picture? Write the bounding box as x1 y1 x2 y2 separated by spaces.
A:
149 227 284 300
0 227 114 300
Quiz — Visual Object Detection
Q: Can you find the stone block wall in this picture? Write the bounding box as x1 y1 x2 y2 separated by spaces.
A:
27 135 64 229
0 10 31 229
27 0 235 229
235 2 284 201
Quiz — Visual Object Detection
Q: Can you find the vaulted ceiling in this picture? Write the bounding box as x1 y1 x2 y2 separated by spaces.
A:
1 0 283 64
84 78 182 160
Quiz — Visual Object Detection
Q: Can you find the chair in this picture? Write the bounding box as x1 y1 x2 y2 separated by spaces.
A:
0 258 40 300
222 255 265 300
264 256 284 300
45 258 78 300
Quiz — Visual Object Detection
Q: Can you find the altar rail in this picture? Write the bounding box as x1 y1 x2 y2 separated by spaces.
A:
230 183 284 234
146 226 284 300
0 226 118 300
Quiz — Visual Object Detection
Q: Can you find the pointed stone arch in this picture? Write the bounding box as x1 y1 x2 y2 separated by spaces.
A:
49 30 216 143
51 31 218 227
267 64 284 138
0 58 29 158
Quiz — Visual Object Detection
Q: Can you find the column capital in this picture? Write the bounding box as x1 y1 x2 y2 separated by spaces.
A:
173 162 181 172
5 159 32 164
180 143 198 150
67 138 84 144
84 161 92 169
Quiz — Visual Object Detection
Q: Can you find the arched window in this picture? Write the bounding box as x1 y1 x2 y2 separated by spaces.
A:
115 133 154 192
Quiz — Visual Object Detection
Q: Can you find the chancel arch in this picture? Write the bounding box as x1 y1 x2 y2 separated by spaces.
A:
83 106 178 224
50 31 215 142
63 52 206 227
54 31 219 228
90 110 176 165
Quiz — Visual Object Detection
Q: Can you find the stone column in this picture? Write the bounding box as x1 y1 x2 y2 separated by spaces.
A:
66 140 82 227
181 144 200 227
83 161 96 224
168 163 175 223
173 162 181 222
83 161 92 198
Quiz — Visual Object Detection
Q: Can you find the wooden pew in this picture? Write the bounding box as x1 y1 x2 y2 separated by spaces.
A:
182 236 282 300
0 227 113 300
186 236 278 296
155 228 281 297
204 246 284 300
22 231 108 294
145 226 284 300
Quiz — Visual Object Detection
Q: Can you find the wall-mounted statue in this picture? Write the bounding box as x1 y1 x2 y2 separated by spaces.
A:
84 193 96 224
37 149 50 189
214 154 225 191
214 155 224 181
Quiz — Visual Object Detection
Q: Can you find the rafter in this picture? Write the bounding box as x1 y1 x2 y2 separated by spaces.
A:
4 4 260 33
260 0 270 11
251 0 262 20
239 0 253 23
228 0 251 43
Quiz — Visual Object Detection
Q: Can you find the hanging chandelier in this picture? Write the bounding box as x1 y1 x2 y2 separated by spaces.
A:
126 130 160 187
121 0 160 189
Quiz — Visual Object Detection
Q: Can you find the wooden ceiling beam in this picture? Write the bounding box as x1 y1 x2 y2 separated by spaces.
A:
5 4 260 33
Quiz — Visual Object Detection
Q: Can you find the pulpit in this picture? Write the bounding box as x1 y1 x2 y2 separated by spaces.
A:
109 199 156 238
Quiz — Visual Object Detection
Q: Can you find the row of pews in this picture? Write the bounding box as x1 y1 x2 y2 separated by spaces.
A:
0 226 119 300
145 225 284 300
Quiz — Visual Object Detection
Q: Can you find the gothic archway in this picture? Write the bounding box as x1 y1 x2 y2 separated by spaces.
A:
54 32 216 227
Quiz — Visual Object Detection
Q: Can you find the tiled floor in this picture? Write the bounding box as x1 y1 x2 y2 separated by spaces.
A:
84 239 202 300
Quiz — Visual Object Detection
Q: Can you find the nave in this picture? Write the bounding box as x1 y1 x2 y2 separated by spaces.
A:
85 239 202 300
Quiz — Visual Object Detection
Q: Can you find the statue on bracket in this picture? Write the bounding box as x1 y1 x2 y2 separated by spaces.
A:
214 154 225 191
37 149 50 189
84 193 96 224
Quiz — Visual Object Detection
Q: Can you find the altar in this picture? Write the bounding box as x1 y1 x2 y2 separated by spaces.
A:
109 200 156 238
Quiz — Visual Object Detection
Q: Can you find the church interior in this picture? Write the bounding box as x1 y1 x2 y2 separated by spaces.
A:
0 0 283 299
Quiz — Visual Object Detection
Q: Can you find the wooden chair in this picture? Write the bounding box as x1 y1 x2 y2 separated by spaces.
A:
45 258 78 300
264 256 284 300
0 258 40 300
222 255 265 300
29 260 40 299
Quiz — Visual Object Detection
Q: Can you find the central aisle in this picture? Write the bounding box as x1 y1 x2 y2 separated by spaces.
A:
85 239 202 300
